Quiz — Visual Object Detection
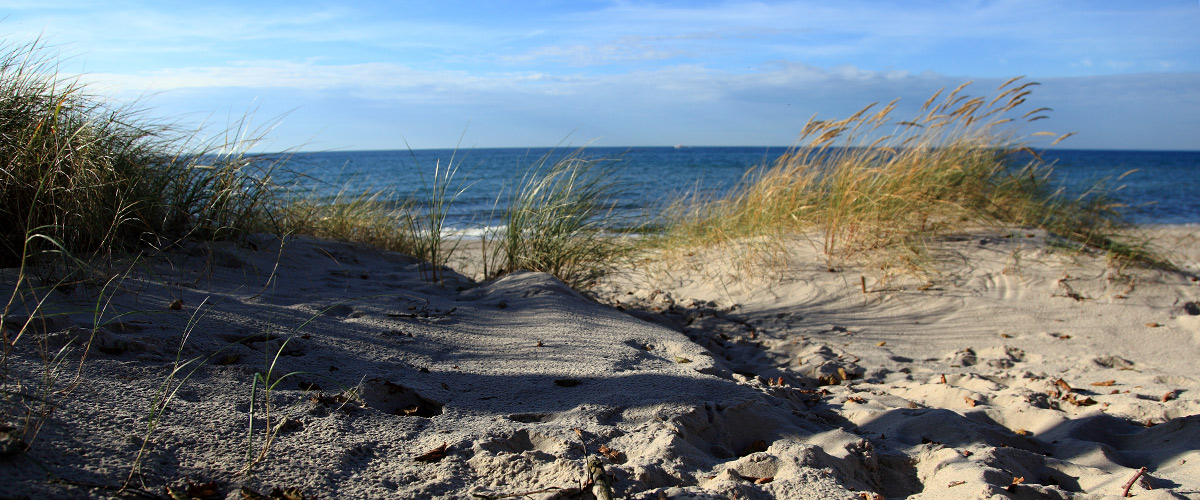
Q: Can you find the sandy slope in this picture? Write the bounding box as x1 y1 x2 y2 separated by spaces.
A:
2 227 1198 499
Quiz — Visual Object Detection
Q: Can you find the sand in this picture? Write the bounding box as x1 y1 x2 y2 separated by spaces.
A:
2 226 1198 499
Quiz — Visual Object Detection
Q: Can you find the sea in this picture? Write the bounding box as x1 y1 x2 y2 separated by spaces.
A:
282 147 1200 232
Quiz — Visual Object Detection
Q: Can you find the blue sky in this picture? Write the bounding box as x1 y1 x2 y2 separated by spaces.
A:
3 0 1198 151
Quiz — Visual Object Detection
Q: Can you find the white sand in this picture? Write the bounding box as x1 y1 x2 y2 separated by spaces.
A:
2 226 1198 499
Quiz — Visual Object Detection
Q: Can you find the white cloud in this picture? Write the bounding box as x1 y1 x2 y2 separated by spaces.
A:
6 1 1198 150
500 38 687 66
86 58 903 106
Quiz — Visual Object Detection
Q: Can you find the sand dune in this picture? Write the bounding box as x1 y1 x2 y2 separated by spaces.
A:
3 227 1198 499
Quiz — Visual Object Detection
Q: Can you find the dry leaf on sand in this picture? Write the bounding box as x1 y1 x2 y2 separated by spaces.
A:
414 443 449 462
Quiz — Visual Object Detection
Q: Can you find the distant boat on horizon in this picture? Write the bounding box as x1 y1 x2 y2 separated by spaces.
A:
674 144 686 149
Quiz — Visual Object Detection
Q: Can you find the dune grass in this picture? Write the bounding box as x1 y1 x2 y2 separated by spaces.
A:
283 147 636 288
480 147 632 287
14 32 1150 288
0 38 289 274
657 78 1155 275
401 148 473 284
0 35 630 289
277 187 415 256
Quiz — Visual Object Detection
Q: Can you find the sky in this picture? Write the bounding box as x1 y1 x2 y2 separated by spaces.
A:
2 0 1198 151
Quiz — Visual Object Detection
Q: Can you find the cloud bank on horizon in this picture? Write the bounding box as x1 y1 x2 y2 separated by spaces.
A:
2 0 1198 151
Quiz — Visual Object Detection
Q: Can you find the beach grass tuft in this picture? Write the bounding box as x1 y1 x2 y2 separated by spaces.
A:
401 147 472 284
0 38 287 273
278 186 416 257
656 78 1155 275
483 147 632 287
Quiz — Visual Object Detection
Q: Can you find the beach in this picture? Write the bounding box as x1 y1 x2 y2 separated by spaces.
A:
3 225 1198 499
3 6 1198 499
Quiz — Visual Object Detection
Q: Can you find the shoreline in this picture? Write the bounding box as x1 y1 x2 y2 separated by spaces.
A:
2 225 1198 499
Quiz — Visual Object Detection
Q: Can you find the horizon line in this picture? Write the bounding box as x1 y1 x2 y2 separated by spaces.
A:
267 145 1200 155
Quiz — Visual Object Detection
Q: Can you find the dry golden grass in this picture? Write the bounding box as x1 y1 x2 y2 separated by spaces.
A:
656 78 1151 275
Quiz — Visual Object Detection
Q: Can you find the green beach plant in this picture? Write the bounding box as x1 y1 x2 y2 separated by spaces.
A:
1 38 157 268
0 37 288 273
486 147 631 287
241 336 303 475
240 297 377 474
126 297 215 487
401 147 472 284
0 278 73 456
1 236 143 461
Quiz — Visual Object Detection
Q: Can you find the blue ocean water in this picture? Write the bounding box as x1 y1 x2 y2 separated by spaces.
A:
1038 149 1200 225
284 147 1200 230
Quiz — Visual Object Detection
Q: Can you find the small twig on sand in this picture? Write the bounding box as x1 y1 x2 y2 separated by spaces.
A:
50 478 165 500
390 306 456 319
472 486 572 499
860 276 867 294
1122 466 1147 497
